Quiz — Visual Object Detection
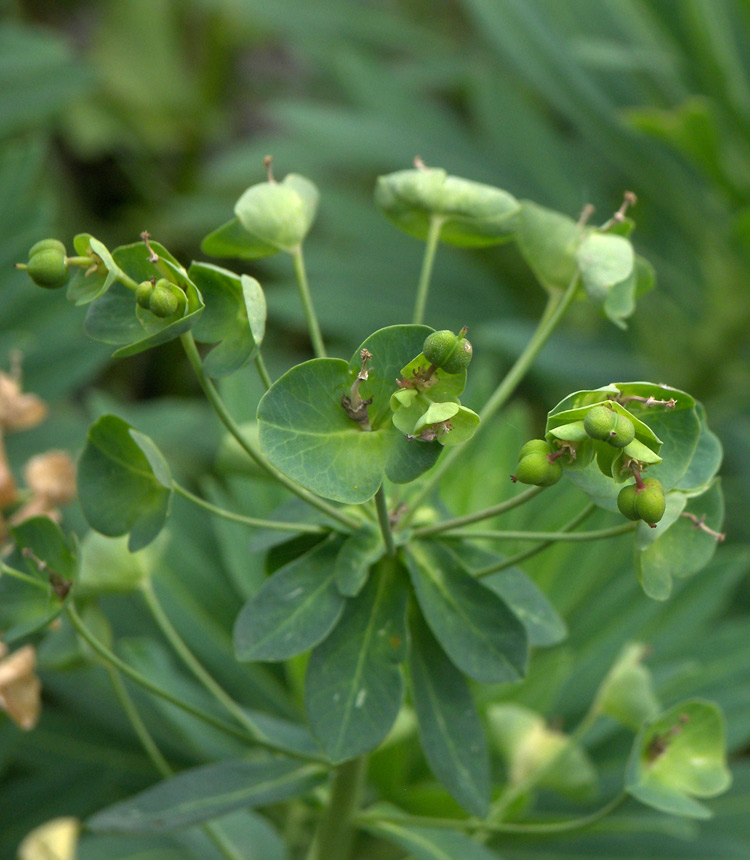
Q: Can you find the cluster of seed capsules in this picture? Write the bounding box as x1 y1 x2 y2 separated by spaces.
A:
513 401 666 527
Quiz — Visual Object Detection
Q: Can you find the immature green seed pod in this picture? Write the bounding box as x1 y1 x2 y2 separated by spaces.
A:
148 283 179 318
513 452 562 487
25 239 69 289
635 478 666 525
517 439 552 461
423 330 457 366
135 280 154 309
583 404 616 441
616 484 640 521
422 329 473 374
608 413 635 449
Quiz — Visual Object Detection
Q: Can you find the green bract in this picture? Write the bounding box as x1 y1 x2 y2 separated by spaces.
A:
202 173 319 259
375 166 519 247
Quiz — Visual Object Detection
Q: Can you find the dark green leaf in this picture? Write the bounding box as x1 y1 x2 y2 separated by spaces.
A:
408 610 490 817
233 537 345 662
306 557 408 762
77 415 172 551
334 522 385 596
87 758 325 833
11 516 77 583
406 541 528 684
363 812 501 860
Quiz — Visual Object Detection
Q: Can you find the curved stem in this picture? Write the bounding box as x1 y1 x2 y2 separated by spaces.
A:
107 665 171 777
401 274 580 527
180 333 358 531
1 563 47 591
290 246 326 358
172 481 328 534
139 579 302 756
435 522 636 543
413 216 443 325
107 666 245 860
307 757 368 860
374 487 396 557
64 602 253 744
475 503 596 578
411 486 544 538
358 791 627 835
254 351 273 390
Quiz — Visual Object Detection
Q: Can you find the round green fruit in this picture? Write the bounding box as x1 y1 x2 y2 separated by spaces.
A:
514 452 562 487
583 404 616 441
442 337 473 374
518 439 552 460
617 484 640 521
423 330 457 366
635 479 666 524
135 280 154 309
148 284 179 318
422 329 473 374
28 239 67 258
608 413 635 448
26 247 69 289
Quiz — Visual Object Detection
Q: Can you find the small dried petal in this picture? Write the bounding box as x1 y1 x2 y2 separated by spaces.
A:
0 372 47 432
0 644 41 730
24 451 76 506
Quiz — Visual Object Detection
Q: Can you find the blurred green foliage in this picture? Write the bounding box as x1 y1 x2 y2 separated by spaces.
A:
2 0 750 857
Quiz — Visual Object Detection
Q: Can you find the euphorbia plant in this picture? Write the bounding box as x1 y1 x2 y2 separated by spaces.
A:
6 157 730 860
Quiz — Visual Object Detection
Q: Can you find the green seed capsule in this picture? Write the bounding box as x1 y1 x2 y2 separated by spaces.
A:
135 280 154 309
28 239 67 258
422 329 473 374
635 479 666 524
617 484 640 521
518 439 552 461
608 413 635 448
513 452 562 487
442 337 473 374
148 284 179 318
583 404 616 441
26 248 69 289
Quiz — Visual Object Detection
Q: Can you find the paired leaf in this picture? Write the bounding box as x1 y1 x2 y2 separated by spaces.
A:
408 610 490 817
625 700 732 819
66 234 119 305
84 242 204 358
306 557 408 762
233 537 345 662
375 166 518 247
87 758 325 833
594 642 661 731
189 262 266 377
405 541 527 684
77 415 172 551
257 326 441 503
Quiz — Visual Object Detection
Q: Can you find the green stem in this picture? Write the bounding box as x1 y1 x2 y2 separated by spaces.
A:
413 215 443 325
139 579 301 756
358 791 627 835
106 666 171 777
254 351 273 390
106 666 244 860
290 246 326 358
374 487 396 557
172 481 328 534
411 486 543 538
474 503 595 578
64 602 254 744
307 757 368 860
435 522 636 543
401 274 580 527
1 563 47 591
114 267 140 291
180 333 357 531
